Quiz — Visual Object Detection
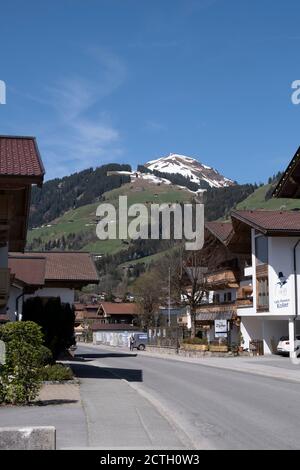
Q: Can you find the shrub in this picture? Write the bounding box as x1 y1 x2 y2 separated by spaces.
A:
38 345 53 366
182 337 208 345
0 321 44 404
40 364 74 381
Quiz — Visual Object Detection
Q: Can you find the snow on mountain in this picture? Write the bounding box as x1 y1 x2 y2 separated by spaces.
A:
144 153 234 188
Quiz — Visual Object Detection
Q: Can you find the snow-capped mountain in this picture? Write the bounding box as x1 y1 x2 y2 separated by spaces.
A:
144 153 234 188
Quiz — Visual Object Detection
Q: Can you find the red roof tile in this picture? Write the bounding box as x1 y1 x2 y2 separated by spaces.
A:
9 256 45 286
100 302 138 315
206 221 233 243
0 136 45 179
231 210 300 234
9 252 99 285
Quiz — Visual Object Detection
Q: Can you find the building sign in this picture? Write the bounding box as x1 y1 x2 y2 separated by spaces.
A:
214 319 227 338
0 340 6 365
274 271 291 310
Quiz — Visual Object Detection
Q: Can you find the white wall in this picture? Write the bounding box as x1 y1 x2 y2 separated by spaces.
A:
240 317 263 350
93 330 131 347
262 320 288 354
24 287 75 305
268 237 300 316
250 233 300 317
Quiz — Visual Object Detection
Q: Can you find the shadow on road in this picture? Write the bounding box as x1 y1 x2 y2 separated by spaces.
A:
33 399 79 406
76 352 137 359
70 362 143 382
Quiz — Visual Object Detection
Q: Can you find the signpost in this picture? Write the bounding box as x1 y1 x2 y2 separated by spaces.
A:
214 319 227 338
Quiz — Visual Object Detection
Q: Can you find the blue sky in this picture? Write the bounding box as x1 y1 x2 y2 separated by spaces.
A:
1 0 300 182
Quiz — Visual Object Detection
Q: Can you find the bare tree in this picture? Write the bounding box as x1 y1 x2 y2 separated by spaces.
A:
162 249 208 338
133 270 164 329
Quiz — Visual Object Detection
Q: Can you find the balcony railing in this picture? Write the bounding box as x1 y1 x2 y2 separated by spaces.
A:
0 267 10 307
236 285 253 308
196 301 236 314
205 269 240 289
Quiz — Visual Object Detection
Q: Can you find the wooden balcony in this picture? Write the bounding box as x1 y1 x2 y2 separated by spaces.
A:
205 269 240 289
0 268 10 307
236 285 253 308
196 302 236 315
236 297 253 308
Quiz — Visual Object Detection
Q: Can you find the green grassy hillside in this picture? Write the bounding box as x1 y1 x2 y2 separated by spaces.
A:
236 184 300 211
27 179 192 254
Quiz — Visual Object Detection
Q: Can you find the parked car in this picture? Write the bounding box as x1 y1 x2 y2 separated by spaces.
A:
132 333 148 351
277 335 300 354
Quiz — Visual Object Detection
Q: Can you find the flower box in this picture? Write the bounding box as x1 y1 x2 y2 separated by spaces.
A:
181 343 209 351
209 345 228 353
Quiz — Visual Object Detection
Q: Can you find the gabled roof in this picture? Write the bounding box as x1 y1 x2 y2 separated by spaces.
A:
100 302 138 315
231 210 300 236
0 136 45 183
273 147 300 198
205 221 233 243
9 251 99 287
9 255 45 287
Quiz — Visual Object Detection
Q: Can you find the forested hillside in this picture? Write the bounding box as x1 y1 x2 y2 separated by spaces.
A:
29 163 131 228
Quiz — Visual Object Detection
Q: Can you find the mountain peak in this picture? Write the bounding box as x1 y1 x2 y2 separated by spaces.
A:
144 153 234 188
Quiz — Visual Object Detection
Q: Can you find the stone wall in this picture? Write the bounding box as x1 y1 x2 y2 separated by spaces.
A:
0 426 56 450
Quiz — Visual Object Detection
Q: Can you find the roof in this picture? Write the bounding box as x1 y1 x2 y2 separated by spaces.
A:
273 147 300 198
196 311 234 321
0 314 10 322
74 303 85 311
231 210 300 236
100 302 138 315
8 255 45 286
0 136 44 182
85 304 99 310
9 251 99 286
205 221 233 243
22 252 98 283
91 323 139 331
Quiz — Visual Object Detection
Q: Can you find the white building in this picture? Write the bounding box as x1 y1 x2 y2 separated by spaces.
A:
230 210 300 356
8 251 99 320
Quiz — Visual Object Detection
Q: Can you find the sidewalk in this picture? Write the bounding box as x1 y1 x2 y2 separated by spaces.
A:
0 383 87 449
80 342 300 384
68 360 190 449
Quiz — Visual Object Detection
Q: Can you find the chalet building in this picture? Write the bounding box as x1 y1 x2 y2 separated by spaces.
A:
228 210 300 356
74 302 101 327
272 146 300 199
97 302 139 325
0 136 44 322
195 222 252 343
7 251 99 320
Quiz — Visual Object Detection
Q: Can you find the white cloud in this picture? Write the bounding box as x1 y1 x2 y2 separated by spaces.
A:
20 48 127 179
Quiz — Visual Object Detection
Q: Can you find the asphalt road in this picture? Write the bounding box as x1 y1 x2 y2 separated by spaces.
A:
76 344 300 450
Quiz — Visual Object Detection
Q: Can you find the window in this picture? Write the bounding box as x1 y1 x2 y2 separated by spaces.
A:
224 292 232 303
213 293 220 304
255 235 268 265
257 277 269 311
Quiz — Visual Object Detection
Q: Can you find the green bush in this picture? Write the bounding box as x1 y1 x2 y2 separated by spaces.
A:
40 364 74 381
0 321 44 404
38 345 53 366
182 337 208 345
